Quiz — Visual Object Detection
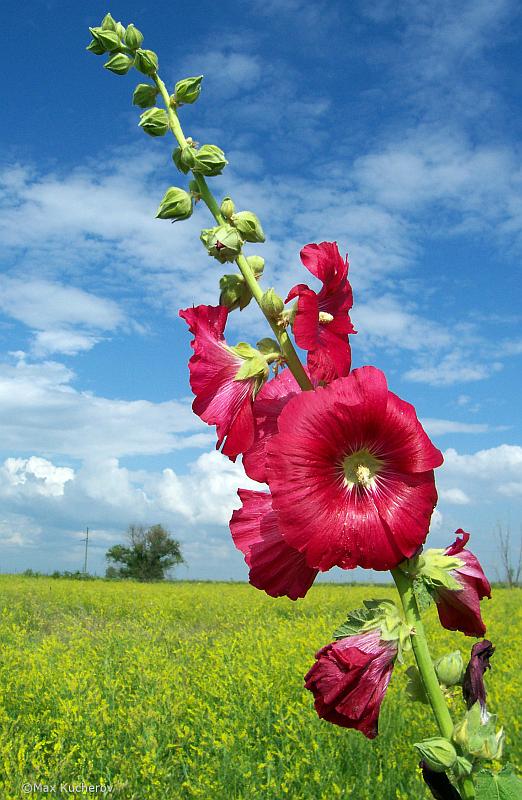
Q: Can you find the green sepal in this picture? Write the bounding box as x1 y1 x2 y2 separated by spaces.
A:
228 343 269 389
201 224 243 263
192 144 228 176
173 145 197 173
453 702 505 761
134 48 158 76
174 75 203 105
413 574 434 612
138 107 168 137
115 21 126 39
405 665 429 704
132 84 159 109
411 549 463 592
89 26 121 52
257 338 280 356
156 187 193 221
219 274 250 311
475 765 522 800
124 23 144 50
86 39 106 55
246 255 265 277
104 53 133 75
220 196 235 220
434 651 464 687
260 288 284 319
334 599 411 662
414 737 457 773
101 13 117 31
231 210 266 243
452 756 473 779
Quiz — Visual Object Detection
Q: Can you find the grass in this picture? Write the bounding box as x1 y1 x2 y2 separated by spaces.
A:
0 577 519 799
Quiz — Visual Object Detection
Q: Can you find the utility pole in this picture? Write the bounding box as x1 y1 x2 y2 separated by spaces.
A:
83 526 89 574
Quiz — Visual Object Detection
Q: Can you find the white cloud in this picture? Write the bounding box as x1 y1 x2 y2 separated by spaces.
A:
405 352 504 386
439 488 471 505
0 355 213 459
443 444 522 480
422 419 498 436
1 457 74 497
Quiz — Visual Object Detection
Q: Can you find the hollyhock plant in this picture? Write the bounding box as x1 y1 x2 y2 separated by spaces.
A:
304 627 397 738
179 304 268 459
434 531 491 638
286 241 355 383
266 365 443 571
230 489 318 600
89 17 518 798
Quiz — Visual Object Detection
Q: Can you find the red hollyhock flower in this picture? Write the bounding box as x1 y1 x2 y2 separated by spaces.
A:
286 241 355 383
242 368 306 483
435 530 491 637
266 365 443 571
179 304 267 460
230 489 318 600
304 628 397 738
462 639 494 711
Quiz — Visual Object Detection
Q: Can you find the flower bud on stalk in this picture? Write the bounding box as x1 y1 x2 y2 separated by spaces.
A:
220 196 235 220
104 53 133 75
134 48 158 76
414 738 458 773
101 13 117 31
201 225 243 263
88 26 121 53
261 288 284 320
124 23 144 50
174 76 203 105
139 108 169 137
173 145 197 173
132 84 158 108
231 211 265 243
434 651 464 687
156 188 193 221
192 145 228 176
86 39 106 55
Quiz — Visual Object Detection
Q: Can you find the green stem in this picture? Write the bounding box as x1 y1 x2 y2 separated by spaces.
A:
391 569 475 800
153 73 313 392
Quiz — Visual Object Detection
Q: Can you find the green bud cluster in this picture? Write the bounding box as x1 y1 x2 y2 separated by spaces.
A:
156 187 193 221
453 702 505 762
173 145 197 173
139 108 168 137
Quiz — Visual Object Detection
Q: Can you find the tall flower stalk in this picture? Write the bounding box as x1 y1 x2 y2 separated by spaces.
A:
86 14 520 799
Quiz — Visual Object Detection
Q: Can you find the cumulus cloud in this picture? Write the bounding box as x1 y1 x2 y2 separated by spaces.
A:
1 457 74 497
439 488 471 505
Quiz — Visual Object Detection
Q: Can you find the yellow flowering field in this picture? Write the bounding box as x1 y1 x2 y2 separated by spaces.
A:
0 577 519 799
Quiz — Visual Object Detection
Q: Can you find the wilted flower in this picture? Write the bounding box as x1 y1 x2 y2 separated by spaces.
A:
179 305 268 459
266 366 443 571
230 489 318 600
462 639 494 712
434 530 491 637
304 627 397 738
420 763 462 800
286 241 355 383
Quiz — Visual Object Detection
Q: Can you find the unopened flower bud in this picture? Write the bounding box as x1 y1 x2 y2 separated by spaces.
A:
134 48 158 76
219 274 248 311
88 26 121 53
193 144 228 177
172 145 197 174
101 13 117 31
201 225 243 263
220 196 235 220
132 83 158 108
104 53 133 75
115 21 126 39
86 39 106 56
261 288 284 319
414 738 457 773
156 187 193 221
124 23 144 50
246 255 265 277
435 651 464 687
175 76 203 105
231 211 265 243
138 107 168 137
256 338 280 357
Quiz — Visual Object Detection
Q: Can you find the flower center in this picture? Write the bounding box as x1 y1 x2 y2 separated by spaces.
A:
342 449 383 489
318 311 334 324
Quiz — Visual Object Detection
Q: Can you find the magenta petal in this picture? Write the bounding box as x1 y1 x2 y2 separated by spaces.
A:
230 489 318 600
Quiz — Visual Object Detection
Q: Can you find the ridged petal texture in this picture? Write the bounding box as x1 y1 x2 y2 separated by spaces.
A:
304 628 397 738
266 366 443 571
179 305 257 460
436 530 491 637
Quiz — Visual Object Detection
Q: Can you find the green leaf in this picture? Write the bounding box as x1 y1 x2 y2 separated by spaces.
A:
476 766 522 800
333 599 395 639
413 575 434 612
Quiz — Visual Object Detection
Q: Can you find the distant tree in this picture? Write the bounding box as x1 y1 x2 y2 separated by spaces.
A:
105 524 184 581
495 523 522 587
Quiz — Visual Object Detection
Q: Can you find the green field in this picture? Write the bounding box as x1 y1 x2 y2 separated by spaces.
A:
0 577 520 799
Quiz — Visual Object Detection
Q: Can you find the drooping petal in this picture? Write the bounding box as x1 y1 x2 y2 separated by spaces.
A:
179 304 259 459
230 489 318 600
462 640 494 710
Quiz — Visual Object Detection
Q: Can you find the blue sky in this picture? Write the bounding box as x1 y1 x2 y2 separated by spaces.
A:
0 0 521 581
